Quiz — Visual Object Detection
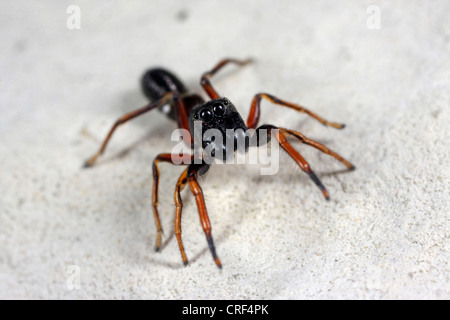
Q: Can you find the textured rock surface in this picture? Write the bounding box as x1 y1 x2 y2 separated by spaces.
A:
0 0 448 299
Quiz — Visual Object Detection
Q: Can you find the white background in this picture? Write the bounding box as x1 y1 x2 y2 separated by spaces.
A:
0 0 448 299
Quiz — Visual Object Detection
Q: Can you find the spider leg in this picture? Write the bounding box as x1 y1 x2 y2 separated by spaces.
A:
280 128 355 170
201 58 253 100
152 153 193 251
257 125 330 200
187 171 222 269
84 92 186 168
173 162 221 268
174 167 190 265
173 162 222 268
247 93 345 129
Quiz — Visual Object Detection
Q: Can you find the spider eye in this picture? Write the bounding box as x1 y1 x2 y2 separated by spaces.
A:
199 109 213 122
213 103 226 117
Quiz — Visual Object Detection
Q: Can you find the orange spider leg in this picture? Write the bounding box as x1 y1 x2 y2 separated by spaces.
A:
280 128 355 170
200 58 253 100
174 168 190 265
247 93 345 129
152 153 193 251
173 164 222 268
84 92 188 167
188 174 222 269
260 125 331 200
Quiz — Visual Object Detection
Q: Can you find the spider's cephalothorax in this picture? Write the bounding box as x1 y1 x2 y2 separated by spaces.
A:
84 58 355 269
189 97 249 163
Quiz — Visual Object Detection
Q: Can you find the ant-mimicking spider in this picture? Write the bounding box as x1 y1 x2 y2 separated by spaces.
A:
84 58 355 268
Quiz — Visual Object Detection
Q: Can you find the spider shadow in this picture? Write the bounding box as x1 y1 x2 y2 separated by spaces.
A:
319 167 355 177
90 130 160 167
146 235 217 270
82 86 181 165
86 125 176 168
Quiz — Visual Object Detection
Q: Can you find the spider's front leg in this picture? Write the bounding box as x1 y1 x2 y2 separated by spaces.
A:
247 93 346 129
201 58 253 100
279 128 355 171
248 93 355 199
174 162 222 268
152 153 193 251
256 125 354 200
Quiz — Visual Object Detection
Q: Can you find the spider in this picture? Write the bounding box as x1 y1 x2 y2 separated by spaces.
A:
84 58 355 269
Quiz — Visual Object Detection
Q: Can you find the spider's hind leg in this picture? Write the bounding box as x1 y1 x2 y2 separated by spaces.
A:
84 92 184 168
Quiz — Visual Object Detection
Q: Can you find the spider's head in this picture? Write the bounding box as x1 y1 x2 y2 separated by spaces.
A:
188 97 247 132
188 97 249 162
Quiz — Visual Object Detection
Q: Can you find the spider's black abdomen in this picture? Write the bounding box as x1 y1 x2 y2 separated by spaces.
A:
141 68 188 101
141 68 191 120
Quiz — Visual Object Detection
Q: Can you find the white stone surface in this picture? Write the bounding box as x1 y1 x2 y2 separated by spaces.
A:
0 0 448 299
